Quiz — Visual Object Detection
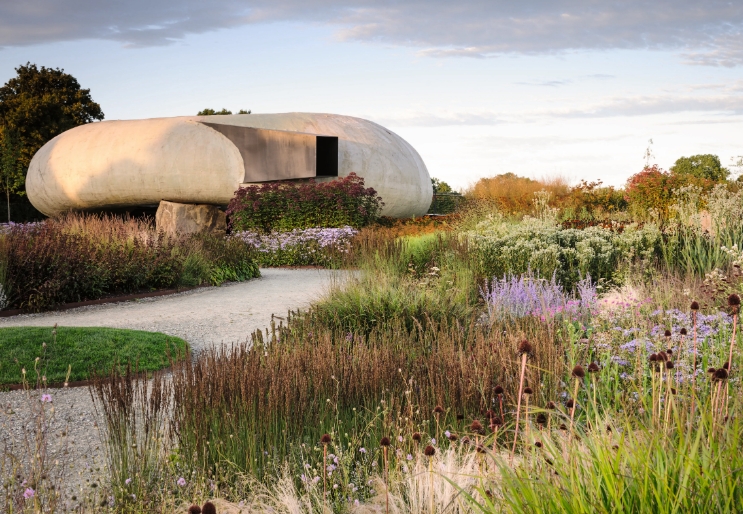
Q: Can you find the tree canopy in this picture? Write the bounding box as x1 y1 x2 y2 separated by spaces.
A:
197 108 251 115
670 154 729 182
0 63 104 170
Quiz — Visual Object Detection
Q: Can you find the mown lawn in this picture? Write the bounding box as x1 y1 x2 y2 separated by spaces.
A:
0 326 188 386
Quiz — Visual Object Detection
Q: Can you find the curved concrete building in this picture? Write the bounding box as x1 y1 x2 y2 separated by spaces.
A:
27 113 432 218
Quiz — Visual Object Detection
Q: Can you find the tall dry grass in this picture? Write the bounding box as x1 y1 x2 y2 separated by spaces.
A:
465 173 570 215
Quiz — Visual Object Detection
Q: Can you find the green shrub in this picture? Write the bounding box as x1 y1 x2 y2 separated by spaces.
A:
226 173 383 232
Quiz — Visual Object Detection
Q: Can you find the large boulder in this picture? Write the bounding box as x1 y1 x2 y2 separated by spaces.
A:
155 201 226 235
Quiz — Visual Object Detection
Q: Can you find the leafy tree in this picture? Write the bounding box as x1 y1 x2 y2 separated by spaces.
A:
0 63 104 171
197 108 250 115
0 128 24 221
670 154 729 182
428 177 462 214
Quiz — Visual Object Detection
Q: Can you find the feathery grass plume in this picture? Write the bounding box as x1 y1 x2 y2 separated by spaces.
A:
512 340 533 459
201 502 216 514
321 433 331 503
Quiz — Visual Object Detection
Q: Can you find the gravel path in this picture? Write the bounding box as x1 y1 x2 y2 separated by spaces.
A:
0 268 346 507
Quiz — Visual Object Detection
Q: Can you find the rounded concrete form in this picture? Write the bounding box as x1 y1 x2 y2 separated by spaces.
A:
27 113 432 218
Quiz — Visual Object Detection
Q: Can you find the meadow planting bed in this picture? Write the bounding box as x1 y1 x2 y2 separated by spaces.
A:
3 182 743 512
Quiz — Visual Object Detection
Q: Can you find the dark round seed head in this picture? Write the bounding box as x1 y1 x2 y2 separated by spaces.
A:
518 340 533 355
691 301 700 311
680 328 687 336
485 409 496 420
462 436 471 445
320 434 332 444
546 401 556 409
470 419 483 433
722 361 730 370
536 413 548 425
649 353 658 362
566 399 575 409
707 367 717 374
666 361 674 369
424 445 436 457
412 432 422 442
494 385 504 395
380 437 391 447
657 352 668 362
201 502 217 514
448 432 458 441
588 362 600 373
523 387 533 395
572 365 585 379
189 506 202 514
433 405 445 414
714 368 729 380
456 413 464 420
664 329 671 337
492 416 503 427
559 423 568 431
535 441 543 448
729 294 741 307
476 444 486 454
666 349 673 355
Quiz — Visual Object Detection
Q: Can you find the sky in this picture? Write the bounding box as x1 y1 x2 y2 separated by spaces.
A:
1 1 742 191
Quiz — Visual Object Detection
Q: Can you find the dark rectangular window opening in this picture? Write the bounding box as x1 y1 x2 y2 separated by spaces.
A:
316 136 338 177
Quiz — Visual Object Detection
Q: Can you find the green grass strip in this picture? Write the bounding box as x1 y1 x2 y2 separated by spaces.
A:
0 326 188 386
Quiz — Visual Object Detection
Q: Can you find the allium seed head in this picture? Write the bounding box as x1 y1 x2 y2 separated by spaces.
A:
470 419 484 433
535 441 543 448
424 445 436 457
690 301 700 311
566 399 575 409
649 353 658 362
320 434 332 444
714 368 729 380
666 361 674 369
680 328 687 336
494 385 504 395
380 437 391 447
572 365 585 379
536 413 548 425
664 329 671 338
729 294 741 307
412 432 422 442
588 362 600 373
666 349 673 355
492 416 503 427
518 340 533 355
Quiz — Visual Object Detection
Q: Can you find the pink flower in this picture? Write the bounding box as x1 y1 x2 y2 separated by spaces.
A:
40 394 52 403
23 488 35 499
177 477 186 487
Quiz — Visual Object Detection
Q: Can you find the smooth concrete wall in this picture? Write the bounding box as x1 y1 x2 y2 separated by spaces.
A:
27 113 432 218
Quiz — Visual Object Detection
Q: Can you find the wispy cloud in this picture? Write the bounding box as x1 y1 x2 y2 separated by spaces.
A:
369 111 503 127
1 1 743 67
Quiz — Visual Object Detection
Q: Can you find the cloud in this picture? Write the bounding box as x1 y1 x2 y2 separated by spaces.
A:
515 79 572 87
2 1 743 67
549 93 743 118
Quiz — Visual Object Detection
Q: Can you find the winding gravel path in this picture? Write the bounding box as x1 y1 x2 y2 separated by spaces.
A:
0 268 347 508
